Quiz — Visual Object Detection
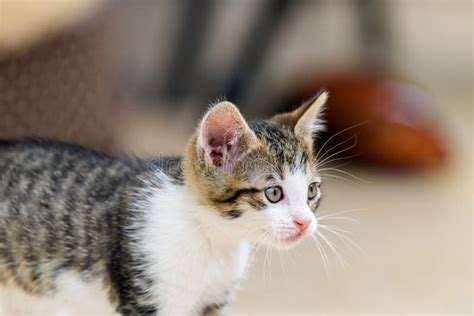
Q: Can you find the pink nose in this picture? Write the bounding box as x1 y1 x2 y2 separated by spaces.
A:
293 218 312 232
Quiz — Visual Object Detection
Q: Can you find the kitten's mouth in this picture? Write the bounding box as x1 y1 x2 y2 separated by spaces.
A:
281 231 304 244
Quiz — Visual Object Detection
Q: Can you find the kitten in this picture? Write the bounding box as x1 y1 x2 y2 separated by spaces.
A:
0 91 327 315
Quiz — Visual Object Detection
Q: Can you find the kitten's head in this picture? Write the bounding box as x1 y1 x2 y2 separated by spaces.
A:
184 91 327 249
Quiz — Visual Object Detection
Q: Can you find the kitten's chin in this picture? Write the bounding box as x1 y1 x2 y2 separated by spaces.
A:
260 232 309 250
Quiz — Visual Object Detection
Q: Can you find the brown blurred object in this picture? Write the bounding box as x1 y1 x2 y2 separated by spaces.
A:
287 70 449 169
0 1 119 153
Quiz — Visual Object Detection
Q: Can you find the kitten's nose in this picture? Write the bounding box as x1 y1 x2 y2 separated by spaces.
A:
293 217 312 232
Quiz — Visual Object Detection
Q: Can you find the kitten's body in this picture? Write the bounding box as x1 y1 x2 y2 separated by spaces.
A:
0 92 328 315
0 140 244 315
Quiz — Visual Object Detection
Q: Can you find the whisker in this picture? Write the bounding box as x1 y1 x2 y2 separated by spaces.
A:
313 161 352 174
267 232 275 280
263 235 271 281
316 152 362 171
247 227 274 280
315 121 368 162
316 134 356 163
314 157 359 172
319 167 369 184
311 235 330 278
316 133 359 167
319 225 366 256
319 173 360 185
318 224 354 235
285 244 297 265
318 216 359 223
247 227 274 266
317 209 362 219
275 232 288 278
319 225 357 256
316 230 347 268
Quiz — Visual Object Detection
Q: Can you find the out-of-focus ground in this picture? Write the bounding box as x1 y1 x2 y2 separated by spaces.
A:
118 84 472 314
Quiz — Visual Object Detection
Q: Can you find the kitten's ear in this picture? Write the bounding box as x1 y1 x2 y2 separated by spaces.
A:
273 90 328 150
197 101 258 169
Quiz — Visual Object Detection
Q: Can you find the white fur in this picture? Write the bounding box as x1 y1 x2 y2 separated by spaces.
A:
136 178 250 315
283 171 319 231
0 271 117 316
249 169 318 248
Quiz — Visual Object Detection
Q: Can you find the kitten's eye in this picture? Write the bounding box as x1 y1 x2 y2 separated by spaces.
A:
308 182 319 200
264 186 283 203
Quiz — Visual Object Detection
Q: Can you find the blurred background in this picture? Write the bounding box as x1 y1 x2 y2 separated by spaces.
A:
0 0 472 314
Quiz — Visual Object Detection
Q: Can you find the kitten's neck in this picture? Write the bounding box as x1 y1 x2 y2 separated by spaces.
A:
139 175 243 251
187 186 244 249
135 176 250 310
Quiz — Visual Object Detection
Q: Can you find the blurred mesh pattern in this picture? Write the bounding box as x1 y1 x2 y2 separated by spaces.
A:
0 14 118 152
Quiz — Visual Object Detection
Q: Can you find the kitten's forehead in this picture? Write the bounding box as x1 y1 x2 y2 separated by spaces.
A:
247 120 314 177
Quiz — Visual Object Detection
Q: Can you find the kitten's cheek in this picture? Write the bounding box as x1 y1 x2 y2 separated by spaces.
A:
308 218 318 234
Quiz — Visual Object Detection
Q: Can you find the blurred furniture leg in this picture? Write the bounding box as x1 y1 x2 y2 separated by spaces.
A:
160 0 215 103
220 0 296 106
353 0 393 66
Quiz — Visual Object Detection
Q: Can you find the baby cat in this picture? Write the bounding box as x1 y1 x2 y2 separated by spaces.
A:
0 91 328 315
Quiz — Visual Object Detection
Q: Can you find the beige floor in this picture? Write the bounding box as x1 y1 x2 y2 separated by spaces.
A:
119 91 472 315
233 162 472 315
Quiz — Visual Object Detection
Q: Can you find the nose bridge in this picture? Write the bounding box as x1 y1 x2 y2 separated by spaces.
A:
288 194 308 215
285 172 310 217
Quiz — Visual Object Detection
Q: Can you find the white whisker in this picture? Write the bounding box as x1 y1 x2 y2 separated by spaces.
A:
315 121 368 162
320 173 360 185
318 216 359 223
319 225 366 256
319 167 369 184
317 209 361 219
316 230 347 268
318 224 354 236
311 235 330 278
316 133 359 167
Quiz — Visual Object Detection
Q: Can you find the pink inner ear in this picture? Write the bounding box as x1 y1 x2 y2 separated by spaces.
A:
201 109 240 168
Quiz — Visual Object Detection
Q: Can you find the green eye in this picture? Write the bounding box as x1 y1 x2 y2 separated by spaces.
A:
264 186 283 203
308 182 319 200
